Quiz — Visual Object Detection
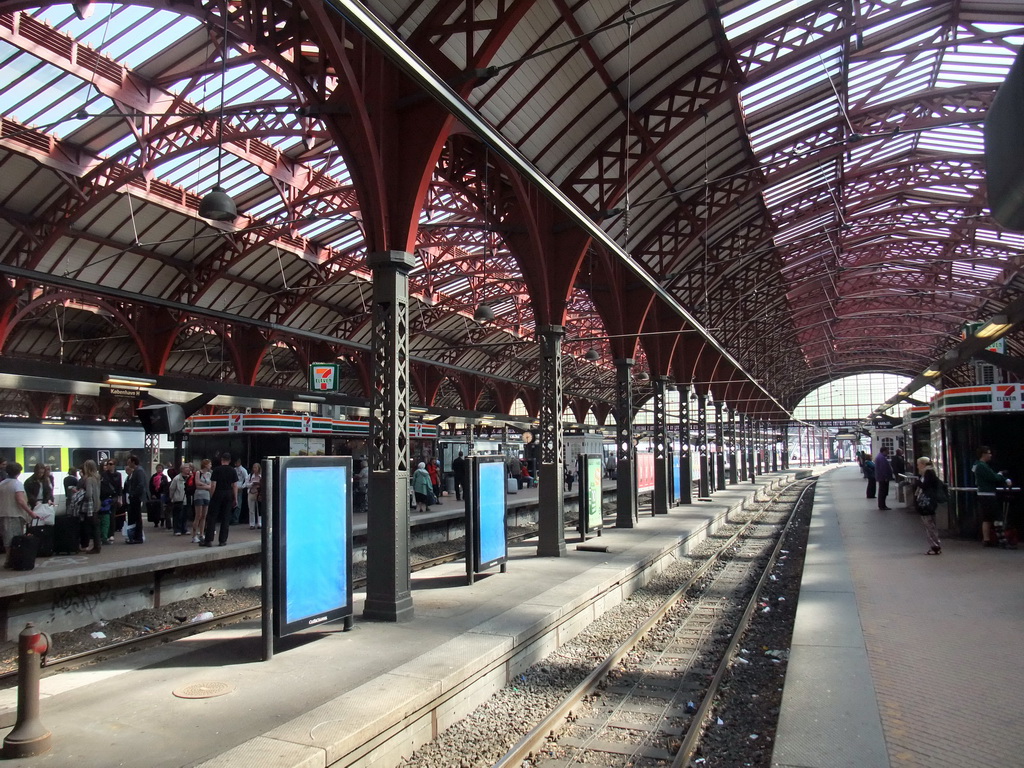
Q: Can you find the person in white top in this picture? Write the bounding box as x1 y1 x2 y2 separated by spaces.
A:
0 462 42 564
232 458 249 525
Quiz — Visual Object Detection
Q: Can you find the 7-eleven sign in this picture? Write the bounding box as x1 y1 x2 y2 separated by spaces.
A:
309 363 340 392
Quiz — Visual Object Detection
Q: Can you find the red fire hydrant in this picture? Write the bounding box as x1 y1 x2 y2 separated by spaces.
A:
3 623 51 758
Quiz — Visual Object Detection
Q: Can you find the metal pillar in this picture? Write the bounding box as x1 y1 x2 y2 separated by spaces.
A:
782 424 789 470
697 393 710 498
363 251 416 623
728 407 738 484
747 415 756 480
678 386 692 504
537 326 566 556
614 358 637 528
772 425 779 471
739 412 748 480
714 401 727 490
652 377 671 515
756 421 764 474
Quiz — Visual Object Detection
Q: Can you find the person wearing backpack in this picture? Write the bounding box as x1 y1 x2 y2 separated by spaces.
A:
913 457 943 555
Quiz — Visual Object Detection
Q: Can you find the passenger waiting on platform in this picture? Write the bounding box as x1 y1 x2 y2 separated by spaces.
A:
23 463 54 509
452 451 467 502
100 460 123 544
913 457 942 555
192 459 212 544
232 458 249 525
63 467 79 512
861 452 876 498
412 462 433 512
78 459 102 554
874 447 893 510
427 458 441 502
564 466 575 492
248 463 263 528
124 456 149 544
973 446 1005 547
605 455 616 480
891 449 908 503
519 462 532 489
167 464 191 536
150 464 169 528
352 461 367 515
202 453 237 547
0 462 42 566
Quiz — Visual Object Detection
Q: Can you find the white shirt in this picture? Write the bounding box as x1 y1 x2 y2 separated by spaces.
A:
0 478 27 520
235 465 250 489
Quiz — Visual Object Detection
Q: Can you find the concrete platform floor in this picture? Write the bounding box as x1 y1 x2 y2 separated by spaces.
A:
0 473 796 767
773 465 1024 768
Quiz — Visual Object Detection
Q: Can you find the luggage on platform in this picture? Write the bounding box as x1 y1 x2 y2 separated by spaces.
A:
507 477 518 494
26 521 54 557
7 534 38 570
146 499 162 524
52 514 82 555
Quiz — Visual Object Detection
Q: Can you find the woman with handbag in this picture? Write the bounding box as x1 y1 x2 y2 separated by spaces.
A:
412 462 433 512
913 457 942 555
78 460 102 554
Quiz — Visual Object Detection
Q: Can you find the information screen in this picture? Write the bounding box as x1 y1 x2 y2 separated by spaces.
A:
274 456 352 637
474 458 507 571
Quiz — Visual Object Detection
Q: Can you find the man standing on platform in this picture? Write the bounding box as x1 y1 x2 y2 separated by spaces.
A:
202 452 238 547
124 456 149 543
874 446 893 510
452 451 467 502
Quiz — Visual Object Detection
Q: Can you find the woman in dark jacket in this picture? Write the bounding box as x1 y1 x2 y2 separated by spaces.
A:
913 457 942 555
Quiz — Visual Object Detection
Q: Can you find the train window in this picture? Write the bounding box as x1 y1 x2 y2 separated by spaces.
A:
0 447 13 466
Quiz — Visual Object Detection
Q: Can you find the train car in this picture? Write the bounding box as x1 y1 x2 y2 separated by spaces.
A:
184 412 440 475
0 420 147 476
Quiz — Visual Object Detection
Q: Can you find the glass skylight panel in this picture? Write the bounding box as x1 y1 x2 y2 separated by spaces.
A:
916 125 984 154
748 100 838 154
739 46 843 116
722 0 816 41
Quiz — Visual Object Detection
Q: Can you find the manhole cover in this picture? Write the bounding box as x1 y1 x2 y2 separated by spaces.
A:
173 681 235 699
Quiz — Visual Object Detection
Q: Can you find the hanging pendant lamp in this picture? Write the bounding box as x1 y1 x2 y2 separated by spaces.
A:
200 2 236 222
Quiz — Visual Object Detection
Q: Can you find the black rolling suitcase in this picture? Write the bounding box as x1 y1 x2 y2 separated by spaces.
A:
146 499 162 524
52 515 81 555
25 522 54 557
7 534 38 570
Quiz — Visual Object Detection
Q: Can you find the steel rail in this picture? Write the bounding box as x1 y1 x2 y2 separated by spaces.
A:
670 479 815 767
491 478 813 767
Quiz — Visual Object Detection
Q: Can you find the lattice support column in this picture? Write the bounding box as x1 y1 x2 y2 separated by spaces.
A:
363 250 415 623
739 412 748 481
728 407 738 485
537 325 566 557
782 424 790 470
715 401 727 490
615 358 637 528
748 415 757 482
652 376 671 515
697 394 710 498
756 421 764 474
144 433 160 474
678 385 692 505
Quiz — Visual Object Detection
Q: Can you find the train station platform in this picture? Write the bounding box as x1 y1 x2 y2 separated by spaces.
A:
773 465 1024 768
0 471 797 768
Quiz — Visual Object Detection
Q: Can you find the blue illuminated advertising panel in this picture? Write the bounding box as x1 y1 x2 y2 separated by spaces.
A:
472 457 507 572
273 456 352 638
672 454 681 504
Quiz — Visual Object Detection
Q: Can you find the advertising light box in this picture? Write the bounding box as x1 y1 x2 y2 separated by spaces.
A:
273 456 353 638
583 455 603 534
474 458 508 571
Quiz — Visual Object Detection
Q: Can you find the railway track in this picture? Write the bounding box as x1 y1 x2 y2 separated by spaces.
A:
488 480 815 768
0 528 546 686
